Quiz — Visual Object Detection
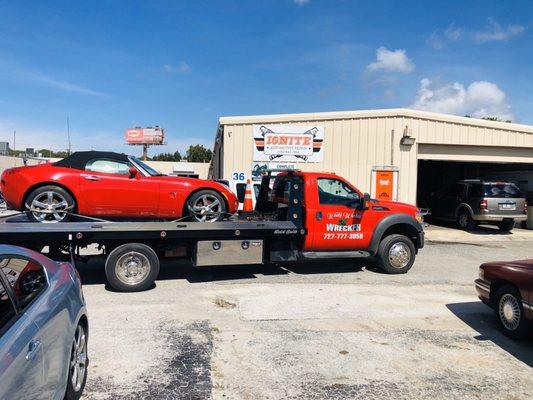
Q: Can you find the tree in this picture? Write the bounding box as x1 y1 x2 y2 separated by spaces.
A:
464 115 512 123
151 150 182 161
185 144 213 163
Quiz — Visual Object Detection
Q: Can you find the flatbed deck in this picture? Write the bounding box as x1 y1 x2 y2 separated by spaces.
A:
0 215 304 244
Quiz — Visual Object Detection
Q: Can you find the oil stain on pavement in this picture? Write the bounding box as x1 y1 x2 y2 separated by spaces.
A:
85 321 214 400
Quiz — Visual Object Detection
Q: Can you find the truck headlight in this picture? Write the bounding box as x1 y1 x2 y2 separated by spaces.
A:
415 212 424 223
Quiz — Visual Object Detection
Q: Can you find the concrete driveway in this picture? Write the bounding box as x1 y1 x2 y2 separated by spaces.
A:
80 241 533 400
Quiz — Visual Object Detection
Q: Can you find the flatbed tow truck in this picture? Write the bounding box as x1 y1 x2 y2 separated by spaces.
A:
0 170 424 292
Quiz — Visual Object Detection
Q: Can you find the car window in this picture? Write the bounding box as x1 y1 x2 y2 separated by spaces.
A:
483 183 523 198
0 278 16 332
0 257 47 310
86 159 130 175
468 184 483 197
452 184 465 197
318 178 360 206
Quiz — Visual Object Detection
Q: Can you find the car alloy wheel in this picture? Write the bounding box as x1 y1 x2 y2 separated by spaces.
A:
30 191 70 222
388 242 411 269
498 293 521 331
115 251 151 286
191 193 223 222
70 324 88 393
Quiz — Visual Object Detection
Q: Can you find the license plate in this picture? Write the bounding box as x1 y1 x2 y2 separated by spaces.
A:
499 203 516 210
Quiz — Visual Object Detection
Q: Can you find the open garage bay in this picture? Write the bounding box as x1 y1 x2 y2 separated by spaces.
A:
80 240 532 400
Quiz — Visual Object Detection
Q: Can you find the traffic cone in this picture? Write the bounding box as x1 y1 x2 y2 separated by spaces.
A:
243 179 254 212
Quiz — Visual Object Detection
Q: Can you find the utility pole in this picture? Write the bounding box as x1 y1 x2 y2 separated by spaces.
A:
67 116 71 156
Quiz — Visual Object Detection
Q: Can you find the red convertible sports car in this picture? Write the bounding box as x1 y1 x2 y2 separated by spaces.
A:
0 151 238 223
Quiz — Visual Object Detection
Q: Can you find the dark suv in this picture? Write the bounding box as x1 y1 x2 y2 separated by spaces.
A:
427 180 527 231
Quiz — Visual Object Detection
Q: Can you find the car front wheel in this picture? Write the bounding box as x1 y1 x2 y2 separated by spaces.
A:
64 323 88 400
495 285 528 339
186 190 227 222
25 185 75 223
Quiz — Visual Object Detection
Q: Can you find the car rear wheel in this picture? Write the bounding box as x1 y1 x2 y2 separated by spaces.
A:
186 190 226 222
105 243 160 292
457 210 476 230
495 285 528 339
64 323 88 400
25 185 75 223
376 234 416 274
497 219 515 232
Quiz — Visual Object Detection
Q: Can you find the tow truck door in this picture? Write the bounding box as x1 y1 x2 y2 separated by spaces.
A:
307 176 373 251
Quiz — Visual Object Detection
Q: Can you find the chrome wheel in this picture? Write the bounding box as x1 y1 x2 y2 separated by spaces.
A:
191 194 222 222
69 325 87 392
30 191 70 222
499 293 521 331
388 242 411 269
115 252 150 286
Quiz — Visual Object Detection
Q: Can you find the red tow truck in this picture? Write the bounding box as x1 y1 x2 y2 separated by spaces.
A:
0 170 424 292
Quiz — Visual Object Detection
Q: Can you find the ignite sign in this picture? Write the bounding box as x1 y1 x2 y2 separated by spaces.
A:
253 124 324 162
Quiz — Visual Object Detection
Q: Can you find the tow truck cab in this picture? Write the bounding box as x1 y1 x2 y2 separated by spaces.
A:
257 170 424 274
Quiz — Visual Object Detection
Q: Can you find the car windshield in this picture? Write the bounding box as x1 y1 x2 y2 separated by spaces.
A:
131 157 164 176
483 183 523 198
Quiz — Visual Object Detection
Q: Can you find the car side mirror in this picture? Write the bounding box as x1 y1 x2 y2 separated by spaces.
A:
359 193 371 210
128 167 139 179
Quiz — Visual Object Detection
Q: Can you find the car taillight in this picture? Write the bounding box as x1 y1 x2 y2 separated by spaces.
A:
479 199 488 211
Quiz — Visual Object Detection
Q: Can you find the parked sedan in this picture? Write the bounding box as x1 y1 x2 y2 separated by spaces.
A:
0 151 238 222
475 259 532 339
0 245 88 399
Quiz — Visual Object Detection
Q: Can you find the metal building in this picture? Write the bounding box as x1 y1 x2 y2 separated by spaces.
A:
210 108 533 205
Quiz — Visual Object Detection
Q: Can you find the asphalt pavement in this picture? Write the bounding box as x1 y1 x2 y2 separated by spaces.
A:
79 239 533 400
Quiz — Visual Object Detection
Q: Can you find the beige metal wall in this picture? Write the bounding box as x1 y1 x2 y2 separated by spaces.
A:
211 109 533 205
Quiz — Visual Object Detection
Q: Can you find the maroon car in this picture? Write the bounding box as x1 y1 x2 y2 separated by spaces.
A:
475 260 533 339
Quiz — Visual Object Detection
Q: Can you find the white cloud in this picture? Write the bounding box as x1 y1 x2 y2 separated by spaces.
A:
0 61 106 96
444 24 462 41
293 0 309 5
474 18 525 43
411 78 513 121
366 47 414 73
427 24 461 50
163 61 191 74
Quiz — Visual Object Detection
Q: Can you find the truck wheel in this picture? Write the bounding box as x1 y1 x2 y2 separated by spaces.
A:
497 219 515 232
105 243 160 292
494 285 528 339
376 234 415 274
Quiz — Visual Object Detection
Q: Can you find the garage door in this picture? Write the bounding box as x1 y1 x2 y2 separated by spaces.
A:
418 144 533 163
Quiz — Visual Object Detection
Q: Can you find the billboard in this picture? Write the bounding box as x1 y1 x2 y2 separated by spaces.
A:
253 124 324 163
125 127 165 145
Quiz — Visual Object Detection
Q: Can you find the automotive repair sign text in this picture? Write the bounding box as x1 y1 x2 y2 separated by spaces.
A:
253 124 324 163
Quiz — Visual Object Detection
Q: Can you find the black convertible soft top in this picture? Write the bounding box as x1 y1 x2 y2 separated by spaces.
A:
53 151 130 170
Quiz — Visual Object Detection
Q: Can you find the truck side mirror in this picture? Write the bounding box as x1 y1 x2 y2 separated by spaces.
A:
359 192 371 210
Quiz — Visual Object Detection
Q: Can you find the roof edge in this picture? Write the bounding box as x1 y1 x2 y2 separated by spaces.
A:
218 108 533 134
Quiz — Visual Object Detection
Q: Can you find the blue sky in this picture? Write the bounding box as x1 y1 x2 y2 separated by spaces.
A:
0 0 531 157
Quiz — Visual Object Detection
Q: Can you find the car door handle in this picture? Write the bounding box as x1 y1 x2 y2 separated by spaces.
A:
83 175 100 181
26 339 42 361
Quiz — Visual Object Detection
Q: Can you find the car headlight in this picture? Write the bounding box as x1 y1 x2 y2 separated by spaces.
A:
478 268 484 280
415 212 424 223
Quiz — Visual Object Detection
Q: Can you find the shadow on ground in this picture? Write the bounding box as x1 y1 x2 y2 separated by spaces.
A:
76 257 370 289
447 301 532 367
